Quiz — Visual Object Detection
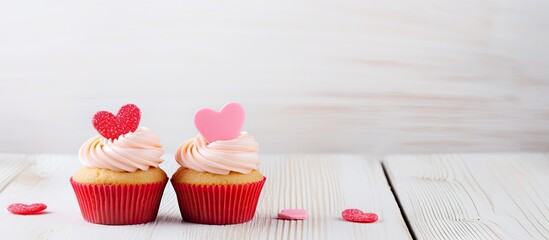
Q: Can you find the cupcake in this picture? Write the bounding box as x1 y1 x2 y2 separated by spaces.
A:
70 104 168 225
171 102 266 225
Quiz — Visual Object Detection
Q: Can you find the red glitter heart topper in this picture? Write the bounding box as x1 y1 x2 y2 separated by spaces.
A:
92 104 141 139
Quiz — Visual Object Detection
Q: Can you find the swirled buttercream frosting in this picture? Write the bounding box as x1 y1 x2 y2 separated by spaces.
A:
79 127 164 172
175 132 259 175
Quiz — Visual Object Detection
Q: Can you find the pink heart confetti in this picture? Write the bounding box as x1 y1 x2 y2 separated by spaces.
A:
277 209 308 220
194 102 245 143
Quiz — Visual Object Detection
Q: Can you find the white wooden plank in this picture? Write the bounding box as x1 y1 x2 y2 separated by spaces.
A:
0 154 410 240
0 153 31 193
2 0 549 155
384 153 549 240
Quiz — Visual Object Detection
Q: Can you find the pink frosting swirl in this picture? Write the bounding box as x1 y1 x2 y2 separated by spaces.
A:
79 127 164 172
175 132 260 175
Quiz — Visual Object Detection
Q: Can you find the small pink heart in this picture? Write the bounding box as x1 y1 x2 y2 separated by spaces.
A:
194 102 246 143
277 209 308 220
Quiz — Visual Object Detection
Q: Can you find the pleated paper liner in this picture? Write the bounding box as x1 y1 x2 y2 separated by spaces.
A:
171 177 266 225
70 178 168 225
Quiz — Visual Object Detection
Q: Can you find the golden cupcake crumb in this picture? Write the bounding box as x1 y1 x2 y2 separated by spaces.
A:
172 167 264 185
72 167 167 185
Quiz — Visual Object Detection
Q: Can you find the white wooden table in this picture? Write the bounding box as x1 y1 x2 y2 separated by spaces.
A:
384 153 549 240
0 153 547 240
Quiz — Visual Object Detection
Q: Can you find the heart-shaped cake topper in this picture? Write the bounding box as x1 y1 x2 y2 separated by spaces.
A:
194 102 245 143
92 104 141 139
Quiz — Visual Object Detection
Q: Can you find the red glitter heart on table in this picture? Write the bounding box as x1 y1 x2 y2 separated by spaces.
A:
7 203 47 215
92 104 141 139
342 209 378 223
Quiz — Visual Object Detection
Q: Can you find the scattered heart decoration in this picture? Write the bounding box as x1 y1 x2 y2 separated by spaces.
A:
342 209 378 223
194 102 245 143
277 209 308 220
7 203 47 215
92 104 141 139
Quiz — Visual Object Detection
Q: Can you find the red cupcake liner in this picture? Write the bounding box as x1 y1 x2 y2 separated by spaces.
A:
171 177 266 225
70 178 167 225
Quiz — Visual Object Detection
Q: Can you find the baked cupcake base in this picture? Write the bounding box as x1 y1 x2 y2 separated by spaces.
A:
71 167 168 225
71 178 168 225
171 167 265 185
171 177 266 225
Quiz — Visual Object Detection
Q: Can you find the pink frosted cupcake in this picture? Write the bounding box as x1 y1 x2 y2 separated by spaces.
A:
171 102 266 225
70 104 168 225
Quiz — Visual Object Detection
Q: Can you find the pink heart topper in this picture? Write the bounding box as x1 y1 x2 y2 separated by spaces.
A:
194 102 245 143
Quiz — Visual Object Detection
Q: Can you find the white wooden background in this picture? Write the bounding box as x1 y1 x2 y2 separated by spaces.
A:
1 0 549 155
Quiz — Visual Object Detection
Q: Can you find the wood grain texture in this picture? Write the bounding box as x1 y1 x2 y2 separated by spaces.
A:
0 154 411 240
1 0 549 155
0 154 31 193
384 153 549 240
